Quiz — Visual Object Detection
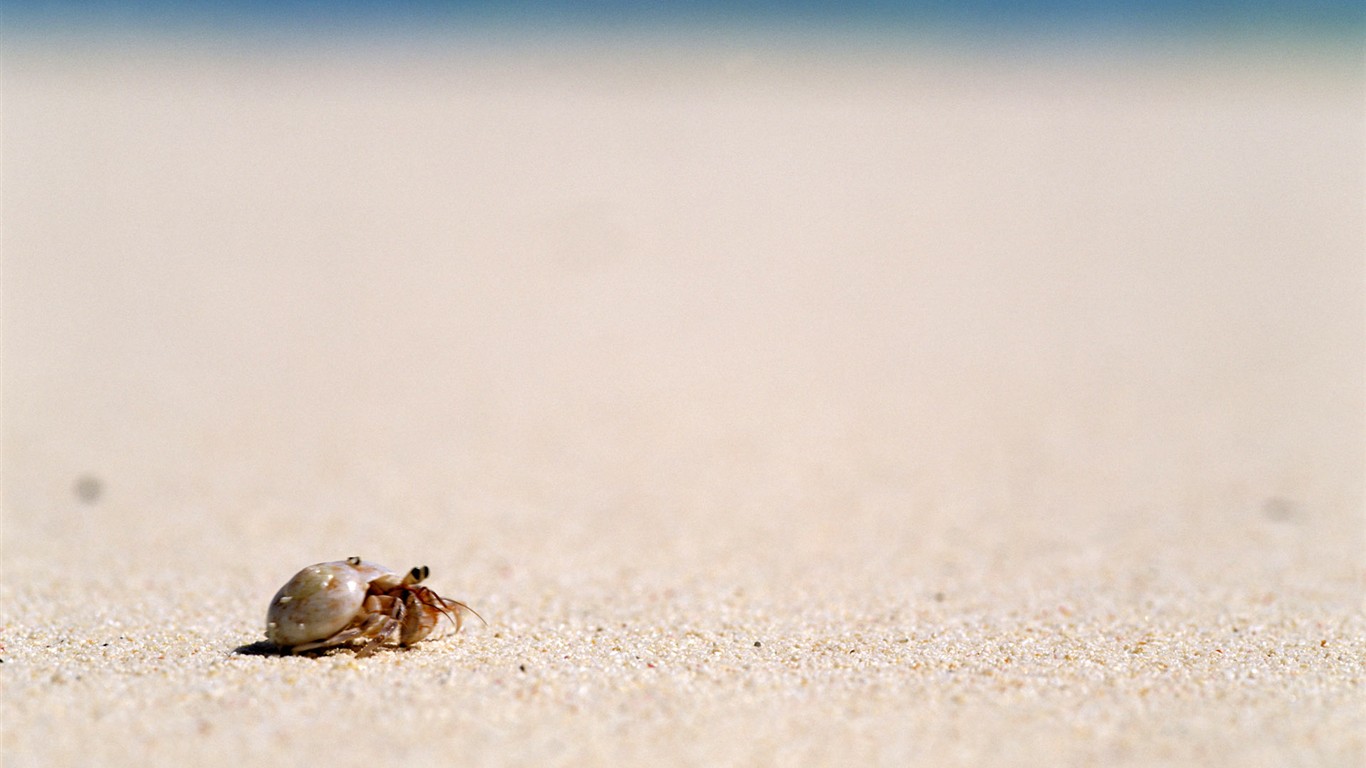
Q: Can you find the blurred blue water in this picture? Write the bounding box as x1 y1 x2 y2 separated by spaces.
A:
6 0 1363 38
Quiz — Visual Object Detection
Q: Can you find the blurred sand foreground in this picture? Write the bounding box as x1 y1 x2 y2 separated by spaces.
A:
2 36 1362 766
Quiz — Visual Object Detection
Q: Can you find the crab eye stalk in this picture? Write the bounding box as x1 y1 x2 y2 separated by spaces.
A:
346 556 362 566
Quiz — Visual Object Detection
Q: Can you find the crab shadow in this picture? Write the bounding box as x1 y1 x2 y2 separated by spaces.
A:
233 640 290 656
232 640 403 658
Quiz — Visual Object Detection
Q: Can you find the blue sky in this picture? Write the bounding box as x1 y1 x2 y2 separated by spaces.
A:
7 0 1363 37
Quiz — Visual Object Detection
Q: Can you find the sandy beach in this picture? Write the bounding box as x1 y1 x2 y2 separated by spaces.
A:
2 35 1362 766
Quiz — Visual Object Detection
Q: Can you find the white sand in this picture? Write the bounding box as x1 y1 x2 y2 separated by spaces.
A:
2 36 1363 766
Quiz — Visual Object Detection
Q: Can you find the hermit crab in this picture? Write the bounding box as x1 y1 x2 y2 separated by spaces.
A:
265 557 481 656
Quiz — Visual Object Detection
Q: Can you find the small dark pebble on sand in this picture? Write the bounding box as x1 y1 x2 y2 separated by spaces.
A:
74 475 103 504
1261 496 1297 522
